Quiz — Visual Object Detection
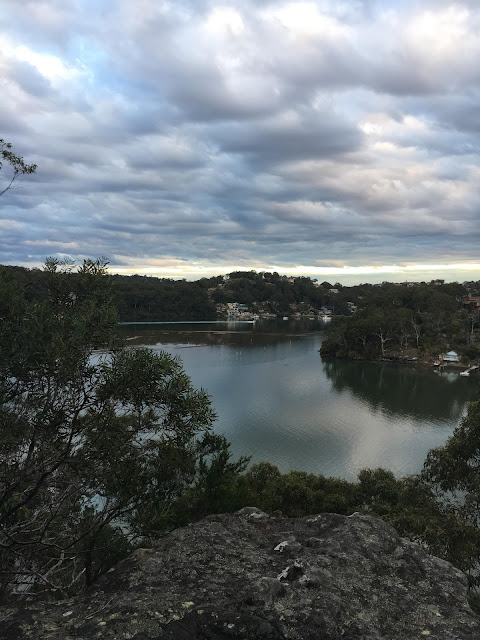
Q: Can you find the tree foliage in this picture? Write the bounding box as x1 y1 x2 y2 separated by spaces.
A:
320 281 477 361
111 274 217 321
0 259 233 600
423 399 480 583
0 138 37 197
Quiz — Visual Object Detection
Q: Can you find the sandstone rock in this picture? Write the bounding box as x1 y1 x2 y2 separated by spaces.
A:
1 510 479 639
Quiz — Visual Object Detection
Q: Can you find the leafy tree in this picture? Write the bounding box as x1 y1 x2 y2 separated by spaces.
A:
410 313 422 348
422 399 480 582
368 309 395 357
396 307 414 349
0 138 37 197
357 468 475 572
239 463 359 517
319 317 350 357
0 259 224 599
157 433 250 530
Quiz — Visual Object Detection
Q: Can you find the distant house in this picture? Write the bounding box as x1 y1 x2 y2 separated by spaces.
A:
226 302 250 318
463 297 480 310
329 288 339 294
441 351 459 363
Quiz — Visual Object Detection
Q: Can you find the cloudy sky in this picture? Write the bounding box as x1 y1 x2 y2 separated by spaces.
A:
1 0 480 283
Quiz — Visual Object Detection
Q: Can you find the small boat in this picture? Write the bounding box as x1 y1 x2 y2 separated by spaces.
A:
460 366 479 377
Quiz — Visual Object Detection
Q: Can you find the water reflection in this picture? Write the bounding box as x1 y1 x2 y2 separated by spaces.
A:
117 319 327 348
322 357 477 423
118 322 479 479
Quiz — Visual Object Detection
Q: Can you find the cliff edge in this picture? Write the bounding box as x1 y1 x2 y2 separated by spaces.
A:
2 508 479 639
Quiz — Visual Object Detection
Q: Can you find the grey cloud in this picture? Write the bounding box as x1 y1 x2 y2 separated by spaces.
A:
5 59 53 98
422 94 480 135
215 108 363 166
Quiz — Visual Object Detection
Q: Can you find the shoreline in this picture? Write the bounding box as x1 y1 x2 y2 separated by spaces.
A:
319 353 479 374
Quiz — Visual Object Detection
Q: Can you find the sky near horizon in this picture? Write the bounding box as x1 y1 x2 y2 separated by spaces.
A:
1 0 480 285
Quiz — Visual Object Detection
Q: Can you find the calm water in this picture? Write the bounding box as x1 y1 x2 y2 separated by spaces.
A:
118 320 479 480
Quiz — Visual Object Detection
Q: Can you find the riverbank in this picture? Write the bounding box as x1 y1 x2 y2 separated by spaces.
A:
320 351 480 375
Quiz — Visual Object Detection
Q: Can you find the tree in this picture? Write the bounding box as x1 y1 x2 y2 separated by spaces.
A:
410 314 422 348
422 399 480 582
396 308 413 350
0 139 37 196
467 310 480 338
157 433 250 530
369 309 394 357
0 259 225 600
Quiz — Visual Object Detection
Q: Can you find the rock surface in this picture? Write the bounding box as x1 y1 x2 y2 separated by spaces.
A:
2 508 479 639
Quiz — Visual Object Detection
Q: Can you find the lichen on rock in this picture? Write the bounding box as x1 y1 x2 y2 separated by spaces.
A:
1 510 479 639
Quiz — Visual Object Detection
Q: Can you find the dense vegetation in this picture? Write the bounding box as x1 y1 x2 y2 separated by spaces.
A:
0 266 371 321
206 271 346 314
0 266 218 322
0 259 247 599
112 274 217 321
321 281 480 364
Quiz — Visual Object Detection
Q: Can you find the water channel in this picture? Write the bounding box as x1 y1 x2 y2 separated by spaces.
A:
118 319 479 481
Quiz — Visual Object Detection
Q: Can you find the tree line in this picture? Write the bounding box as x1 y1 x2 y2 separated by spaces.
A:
0 267 352 321
321 281 480 363
0 267 388 321
0 266 218 322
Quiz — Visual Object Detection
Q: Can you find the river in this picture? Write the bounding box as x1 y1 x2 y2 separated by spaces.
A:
118 319 478 480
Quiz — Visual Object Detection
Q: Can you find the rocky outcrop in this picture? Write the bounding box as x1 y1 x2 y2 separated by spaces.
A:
2 508 479 639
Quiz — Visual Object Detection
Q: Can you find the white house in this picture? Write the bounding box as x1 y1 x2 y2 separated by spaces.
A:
442 351 459 363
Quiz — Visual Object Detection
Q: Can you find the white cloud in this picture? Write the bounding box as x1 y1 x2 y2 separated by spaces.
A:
267 2 349 38
205 7 245 37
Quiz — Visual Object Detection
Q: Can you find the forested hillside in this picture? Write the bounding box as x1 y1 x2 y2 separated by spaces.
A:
321 281 480 364
0 266 365 320
0 266 217 321
111 274 217 321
